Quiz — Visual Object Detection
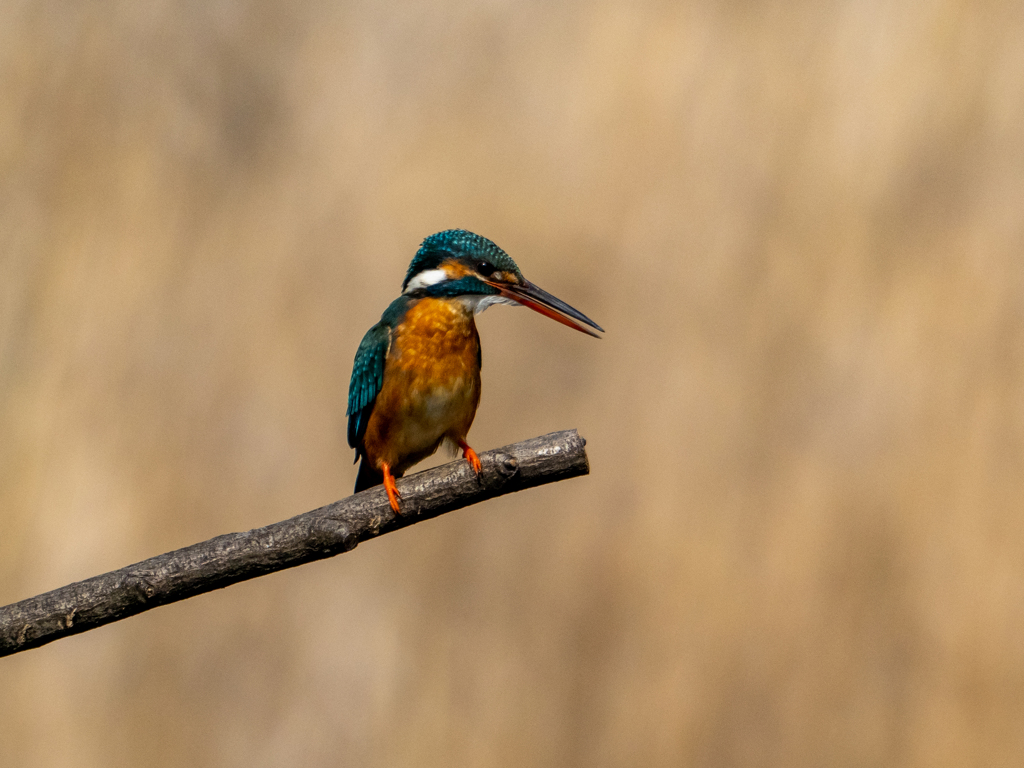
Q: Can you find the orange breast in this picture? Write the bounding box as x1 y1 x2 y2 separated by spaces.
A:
362 298 481 474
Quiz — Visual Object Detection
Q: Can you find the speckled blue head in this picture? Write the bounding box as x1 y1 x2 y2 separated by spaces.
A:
402 230 522 291
399 228 604 337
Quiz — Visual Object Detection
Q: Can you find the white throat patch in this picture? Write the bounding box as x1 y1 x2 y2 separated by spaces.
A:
458 294 517 315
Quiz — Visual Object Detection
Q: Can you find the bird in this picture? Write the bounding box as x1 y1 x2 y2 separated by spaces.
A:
346 229 603 513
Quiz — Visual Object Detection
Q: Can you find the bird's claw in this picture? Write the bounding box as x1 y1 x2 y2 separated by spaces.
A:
382 463 402 514
458 440 482 475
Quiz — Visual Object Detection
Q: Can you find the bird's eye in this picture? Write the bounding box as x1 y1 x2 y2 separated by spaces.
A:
476 261 496 278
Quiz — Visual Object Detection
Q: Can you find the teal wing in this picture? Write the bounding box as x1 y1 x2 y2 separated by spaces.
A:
346 321 391 451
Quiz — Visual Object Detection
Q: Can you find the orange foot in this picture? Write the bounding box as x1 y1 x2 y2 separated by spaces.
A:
457 439 482 475
382 463 402 514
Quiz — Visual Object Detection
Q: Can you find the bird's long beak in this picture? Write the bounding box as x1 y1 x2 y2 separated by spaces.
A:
491 279 604 338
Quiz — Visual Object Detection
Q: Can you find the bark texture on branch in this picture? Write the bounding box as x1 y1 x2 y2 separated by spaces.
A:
0 429 589 658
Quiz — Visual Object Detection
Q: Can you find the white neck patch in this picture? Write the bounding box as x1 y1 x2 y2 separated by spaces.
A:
404 268 448 294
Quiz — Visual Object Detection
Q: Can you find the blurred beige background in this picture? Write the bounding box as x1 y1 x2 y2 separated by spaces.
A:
2 1 1024 766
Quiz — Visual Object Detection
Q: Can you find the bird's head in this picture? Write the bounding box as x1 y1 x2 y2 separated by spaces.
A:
402 229 603 338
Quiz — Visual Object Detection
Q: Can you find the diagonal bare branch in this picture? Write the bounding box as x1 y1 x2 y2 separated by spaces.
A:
0 429 589 658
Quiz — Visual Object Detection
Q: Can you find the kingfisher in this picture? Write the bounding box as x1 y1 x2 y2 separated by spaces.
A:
346 229 603 513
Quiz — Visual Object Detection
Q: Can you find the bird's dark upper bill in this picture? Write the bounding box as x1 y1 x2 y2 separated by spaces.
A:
493 279 604 338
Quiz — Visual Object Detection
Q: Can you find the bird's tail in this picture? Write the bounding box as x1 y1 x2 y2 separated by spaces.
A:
354 456 384 493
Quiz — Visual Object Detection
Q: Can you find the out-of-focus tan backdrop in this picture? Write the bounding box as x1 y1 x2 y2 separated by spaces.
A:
2 2 1023 766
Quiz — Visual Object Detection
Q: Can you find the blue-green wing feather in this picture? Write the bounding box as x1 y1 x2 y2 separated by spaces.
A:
347 296 411 452
346 321 391 451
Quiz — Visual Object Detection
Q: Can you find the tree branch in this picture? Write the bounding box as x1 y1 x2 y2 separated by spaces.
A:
0 429 589 658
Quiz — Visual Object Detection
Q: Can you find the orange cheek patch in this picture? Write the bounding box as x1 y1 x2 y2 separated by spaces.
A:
440 259 473 279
